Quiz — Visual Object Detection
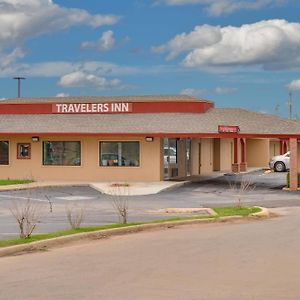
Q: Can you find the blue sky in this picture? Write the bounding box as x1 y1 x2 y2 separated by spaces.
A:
1 0 300 117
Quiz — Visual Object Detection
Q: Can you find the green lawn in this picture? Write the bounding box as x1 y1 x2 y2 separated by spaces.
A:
0 206 261 248
213 206 261 217
0 179 34 186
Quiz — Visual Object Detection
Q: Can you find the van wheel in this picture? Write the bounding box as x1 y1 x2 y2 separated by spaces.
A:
274 161 286 172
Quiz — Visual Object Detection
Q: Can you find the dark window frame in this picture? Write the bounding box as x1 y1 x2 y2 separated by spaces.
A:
0 141 9 165
17 143 31 159
42 141 81 166
99 141 140 167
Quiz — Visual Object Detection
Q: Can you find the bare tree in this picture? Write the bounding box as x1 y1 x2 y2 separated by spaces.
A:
110 185 130 224
10 199 42 238
66 203 86 229
44 194 53 213
227 174 255 208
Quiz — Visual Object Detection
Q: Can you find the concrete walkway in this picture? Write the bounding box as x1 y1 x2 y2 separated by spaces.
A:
0 180 189 196
0 168 263 195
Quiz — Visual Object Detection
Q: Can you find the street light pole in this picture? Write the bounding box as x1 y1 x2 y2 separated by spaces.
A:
13 77 26 98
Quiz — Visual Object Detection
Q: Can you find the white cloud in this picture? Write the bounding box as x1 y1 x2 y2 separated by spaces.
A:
287 79 300 90
0 0 119 50
56 93 70 97
0 61 137 78
214 87 238 94
81 30 116 52
154 19 300 71
0 60 184 78
206 0 276 16
58 71 123 89
152 25 222 60
0 0 119 72
180 86 237 96
180 88 206 97
0 47 25 68
156 0 288 16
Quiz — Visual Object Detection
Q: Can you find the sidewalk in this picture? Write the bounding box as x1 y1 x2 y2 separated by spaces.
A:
0 168 263 195
0 180 189 196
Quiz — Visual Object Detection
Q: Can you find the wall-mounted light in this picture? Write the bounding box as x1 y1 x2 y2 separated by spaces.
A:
32 136 39 142
145 137 154 142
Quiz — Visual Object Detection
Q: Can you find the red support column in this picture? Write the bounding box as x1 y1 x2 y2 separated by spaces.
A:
284 140 288 153
232 138 240 173
240 138 247 172
280 140 288 154
280 140 284 155
289 138 298 191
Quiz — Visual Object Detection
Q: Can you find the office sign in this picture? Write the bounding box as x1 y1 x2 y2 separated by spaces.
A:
218 125 240 133
52 103 133 114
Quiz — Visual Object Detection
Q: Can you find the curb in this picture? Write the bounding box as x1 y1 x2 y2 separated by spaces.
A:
0 181 189 196
157 181 190 193
252 206 270 217
0 208 269 258
282 187 300 191
0 182 88 192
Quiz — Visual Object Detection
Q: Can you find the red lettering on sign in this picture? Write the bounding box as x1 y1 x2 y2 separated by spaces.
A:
218 125 240 133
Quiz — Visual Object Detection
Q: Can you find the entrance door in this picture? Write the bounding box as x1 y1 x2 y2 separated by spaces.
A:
164 138 192 179
164 138 178 179
186 138 191 176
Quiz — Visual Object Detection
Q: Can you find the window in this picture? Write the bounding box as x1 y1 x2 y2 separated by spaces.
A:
43 141 81 166
17 143 31 159
100 141 140 167
0 141 9 165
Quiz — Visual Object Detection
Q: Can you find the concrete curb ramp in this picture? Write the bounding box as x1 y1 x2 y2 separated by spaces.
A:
0 181 189 196
0 208 269 258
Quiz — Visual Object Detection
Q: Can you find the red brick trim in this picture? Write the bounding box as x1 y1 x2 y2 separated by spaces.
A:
1 132 300 139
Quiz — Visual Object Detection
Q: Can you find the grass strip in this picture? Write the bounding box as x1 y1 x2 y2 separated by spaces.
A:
0 206 261 248
0 179 34 186
213 206 261 217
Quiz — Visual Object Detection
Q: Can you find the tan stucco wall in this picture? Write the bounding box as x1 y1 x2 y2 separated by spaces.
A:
199 138 213 174
0 136 163 182
177 139 187 177
247 139 270 168
191 138 200 175
220 138 233 171
190 138 233 175
269 140 281 158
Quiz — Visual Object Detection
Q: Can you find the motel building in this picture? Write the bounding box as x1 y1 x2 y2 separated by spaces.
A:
0 95 300 190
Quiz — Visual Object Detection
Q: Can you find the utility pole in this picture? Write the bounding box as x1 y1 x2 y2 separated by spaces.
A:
287 91 293 119
274 104 280 115
13 77 26 98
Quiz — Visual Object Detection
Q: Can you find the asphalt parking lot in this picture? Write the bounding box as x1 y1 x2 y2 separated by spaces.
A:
0 170 298 239
2 206 300 300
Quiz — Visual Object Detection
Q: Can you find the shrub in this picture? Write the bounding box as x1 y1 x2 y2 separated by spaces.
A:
10 199 42 238
66 204 86 229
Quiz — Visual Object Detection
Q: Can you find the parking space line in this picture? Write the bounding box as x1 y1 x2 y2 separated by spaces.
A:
0 194 48 203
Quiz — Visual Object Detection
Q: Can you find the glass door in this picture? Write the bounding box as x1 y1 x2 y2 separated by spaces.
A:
186 138 191 176
164 138 178 179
